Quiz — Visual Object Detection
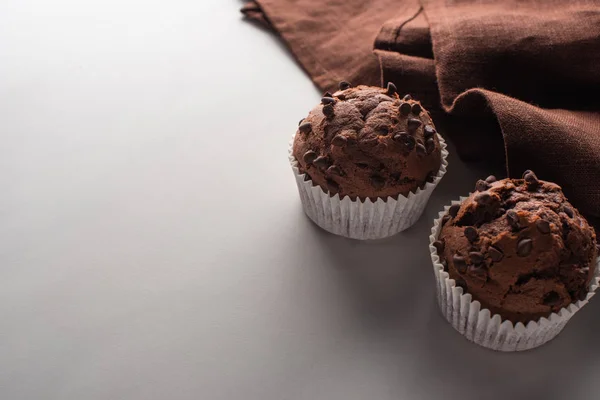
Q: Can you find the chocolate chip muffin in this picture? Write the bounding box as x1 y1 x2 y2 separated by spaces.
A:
293 82 443 200
435 171 597 324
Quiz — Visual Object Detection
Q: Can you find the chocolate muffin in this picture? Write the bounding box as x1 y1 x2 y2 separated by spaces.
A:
435 171 597 324
292 82 443 200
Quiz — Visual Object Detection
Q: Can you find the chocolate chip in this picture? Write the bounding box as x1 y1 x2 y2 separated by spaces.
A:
303 173 312 182
426 171 436 183
543 291 561 307
313 156 330 169
475 192 493 205
453 254 467 273
332 135 347 147
563 206 574 218
407 118 423 131
489 246 503 262
506 210 520 230
468 264 487 278
386 82 397 95
403 94 412 101
323 103 335 118
298 122 312 134
433 240 445 254
298 118 304 126
326 165 342 176
393 133 416 151
496 207 506 216
321 97 336 105
411 103 422 115
338 81 352 90
454 277 468 292
370 175 386 189
485 175 497 184
416 143 427 156
464 226 479 243
448 204 460 217
536 219 551 234
424 125 436 138
469 251 485 265
521 169 533 179
442 215 451 225
475 179 490 192
517 238 533 257
523 170 540 191
425 138 435 154
326 178 339 192
303 150 317 164
399 102 411 116
323 91 333 98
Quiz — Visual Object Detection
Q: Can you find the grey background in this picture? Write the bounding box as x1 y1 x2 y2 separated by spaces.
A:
1 1 599 399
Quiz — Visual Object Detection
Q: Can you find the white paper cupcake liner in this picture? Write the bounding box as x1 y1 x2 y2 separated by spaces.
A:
289 134 448 240
429 197 600 351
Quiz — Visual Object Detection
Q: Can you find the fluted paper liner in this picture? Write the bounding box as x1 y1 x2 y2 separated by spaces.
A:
289 134 448 240
429 197 600 351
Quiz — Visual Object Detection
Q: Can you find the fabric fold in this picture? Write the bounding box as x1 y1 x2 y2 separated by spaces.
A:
241 0 396 91
242 0 600 224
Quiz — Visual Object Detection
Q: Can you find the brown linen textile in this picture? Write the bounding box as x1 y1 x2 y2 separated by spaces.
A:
242 0 600 224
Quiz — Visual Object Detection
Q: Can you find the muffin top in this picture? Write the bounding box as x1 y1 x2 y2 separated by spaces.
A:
292 83 442 200
435 172 597 324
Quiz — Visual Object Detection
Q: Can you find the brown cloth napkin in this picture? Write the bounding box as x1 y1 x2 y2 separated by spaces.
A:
243 0 600 224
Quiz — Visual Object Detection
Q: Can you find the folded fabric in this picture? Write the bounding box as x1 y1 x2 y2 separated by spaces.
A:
242 0 600 226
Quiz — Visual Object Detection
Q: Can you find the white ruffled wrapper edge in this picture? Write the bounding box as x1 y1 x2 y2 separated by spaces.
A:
289 133 449 240
429 197 600 351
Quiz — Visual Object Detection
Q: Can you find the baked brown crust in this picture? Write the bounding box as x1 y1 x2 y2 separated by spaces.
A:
292 84 442 200
436 172 597 324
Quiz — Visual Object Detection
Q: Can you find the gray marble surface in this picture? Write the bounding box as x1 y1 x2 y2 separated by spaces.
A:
1 1 599 399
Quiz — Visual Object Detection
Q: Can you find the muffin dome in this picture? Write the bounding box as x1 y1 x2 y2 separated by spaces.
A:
292 83 442 200
435 172 597 323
